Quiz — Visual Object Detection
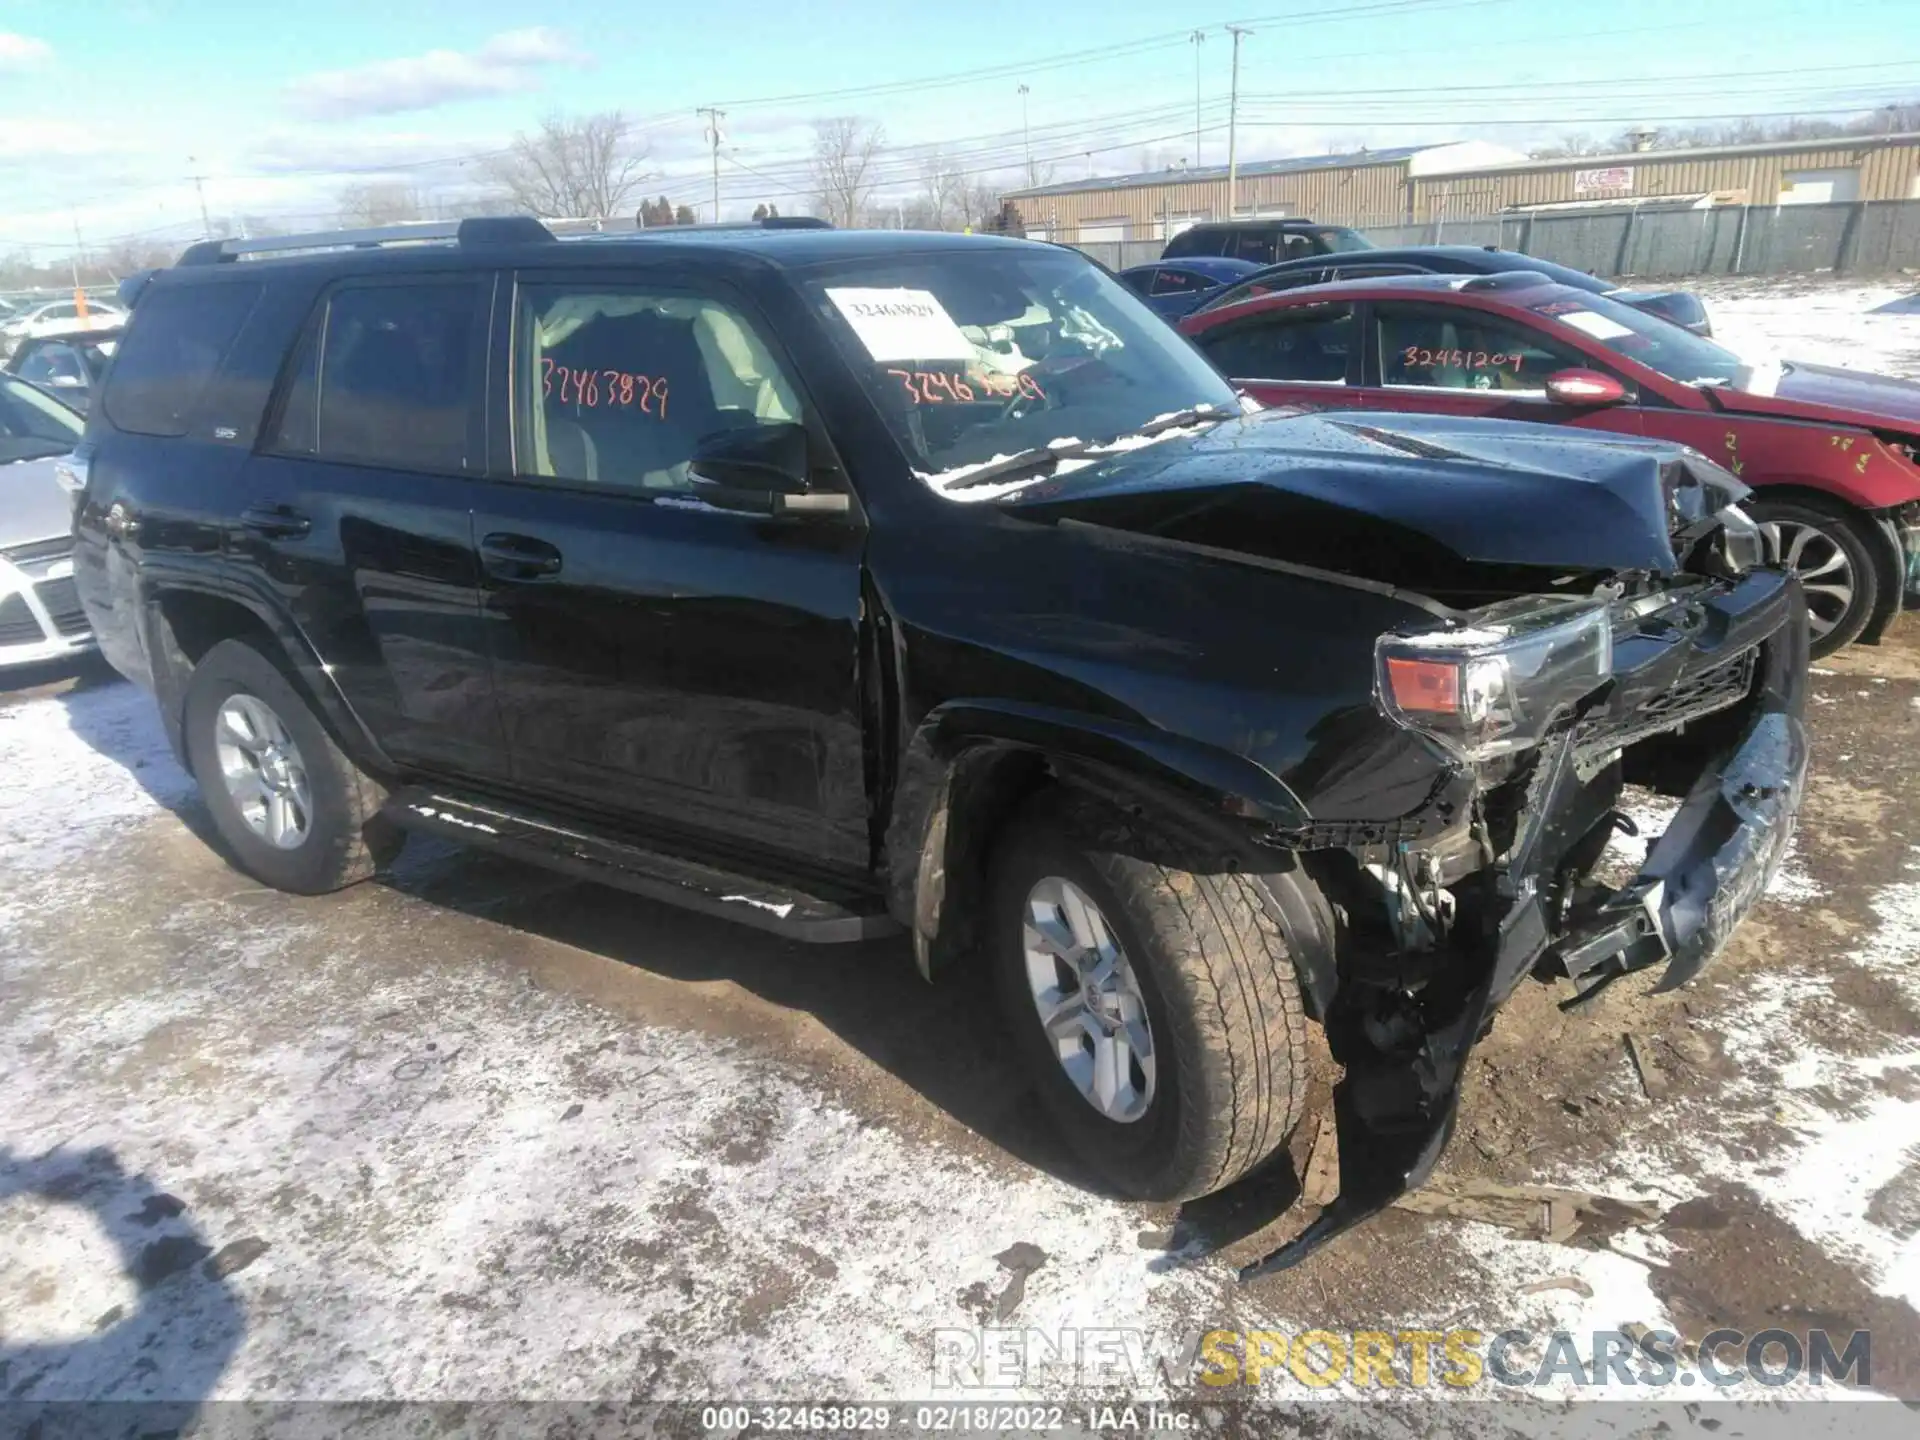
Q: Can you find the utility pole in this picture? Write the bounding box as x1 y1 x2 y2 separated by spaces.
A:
1189 30 1206 168
69 215 86 313
1225 26 1250 218
1018 84 1033 188
698 107 725 222
186 158 213 238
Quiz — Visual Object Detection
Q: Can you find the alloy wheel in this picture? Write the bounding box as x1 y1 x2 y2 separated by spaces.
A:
1021 876 1157 1124
213 693 313 850
1759 518 1855 645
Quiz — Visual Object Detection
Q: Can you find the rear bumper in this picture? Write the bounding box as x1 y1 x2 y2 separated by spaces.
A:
1242 570 1808 1279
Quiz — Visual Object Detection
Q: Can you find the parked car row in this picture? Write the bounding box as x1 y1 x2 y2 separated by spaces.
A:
0 295 125 356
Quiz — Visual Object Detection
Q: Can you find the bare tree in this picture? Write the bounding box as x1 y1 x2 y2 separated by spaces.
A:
914 150 969 230
810 117 885 228
483 111 651 219
336 182 428 228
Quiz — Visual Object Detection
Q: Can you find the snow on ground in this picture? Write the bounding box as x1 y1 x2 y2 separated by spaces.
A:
1691 276 1920 381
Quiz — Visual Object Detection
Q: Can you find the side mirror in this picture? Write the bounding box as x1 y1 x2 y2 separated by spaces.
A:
1544 368 1629 408
687 421 849 517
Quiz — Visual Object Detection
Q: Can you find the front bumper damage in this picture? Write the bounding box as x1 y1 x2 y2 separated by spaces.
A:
1241 573 1809 1280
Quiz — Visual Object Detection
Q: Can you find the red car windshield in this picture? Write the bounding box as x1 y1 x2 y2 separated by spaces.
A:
1525 291 1753 389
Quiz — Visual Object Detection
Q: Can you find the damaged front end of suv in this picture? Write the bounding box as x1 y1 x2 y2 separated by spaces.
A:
1253 456 1804 1276
992 414 1809 1276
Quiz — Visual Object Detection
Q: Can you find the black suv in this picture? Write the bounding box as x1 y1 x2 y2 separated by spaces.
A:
1161 218 1374 266
73 217 1808 1272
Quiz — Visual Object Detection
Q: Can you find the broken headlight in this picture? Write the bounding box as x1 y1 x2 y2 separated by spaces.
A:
1376 598 1612 761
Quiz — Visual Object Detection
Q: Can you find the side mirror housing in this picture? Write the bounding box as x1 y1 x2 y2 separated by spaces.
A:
687 421 849 517
1544 368 1629 408
689 421 810 495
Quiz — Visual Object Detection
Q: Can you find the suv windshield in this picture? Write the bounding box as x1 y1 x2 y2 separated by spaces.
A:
1525 290 1751 388
0 371 82 462
805 248 1237 485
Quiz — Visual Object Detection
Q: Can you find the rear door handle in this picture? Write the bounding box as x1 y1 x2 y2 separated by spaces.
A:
240 503 311 540
480 532 563 580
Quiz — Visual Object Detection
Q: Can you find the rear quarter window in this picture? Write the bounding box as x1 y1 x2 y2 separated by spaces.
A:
102 282 263 437
1163 228 1225 259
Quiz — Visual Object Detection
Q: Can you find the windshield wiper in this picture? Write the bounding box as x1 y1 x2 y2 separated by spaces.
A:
939 406 1235 494
943 442 1094 492
1126 404 1238 437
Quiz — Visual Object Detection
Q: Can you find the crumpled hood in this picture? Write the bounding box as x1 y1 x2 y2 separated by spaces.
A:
0 456 77 552
1008 410 1745 575
1712 361 1920 428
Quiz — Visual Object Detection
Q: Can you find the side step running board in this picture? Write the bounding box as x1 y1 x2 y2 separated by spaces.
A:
383 787 901 944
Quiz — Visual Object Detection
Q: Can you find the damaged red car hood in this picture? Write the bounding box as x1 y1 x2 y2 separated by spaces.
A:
1009 409 1744 577
1710 361 1920 429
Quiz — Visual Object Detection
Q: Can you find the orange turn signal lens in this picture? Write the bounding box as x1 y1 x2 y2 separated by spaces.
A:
1383 656 1461 715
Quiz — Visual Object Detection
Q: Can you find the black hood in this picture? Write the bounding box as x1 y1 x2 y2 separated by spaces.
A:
1008 409 1745 579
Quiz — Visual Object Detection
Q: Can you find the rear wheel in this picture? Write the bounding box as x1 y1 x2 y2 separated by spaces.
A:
183 639 400 894
1748 496 1881 658
989 799 1309 1201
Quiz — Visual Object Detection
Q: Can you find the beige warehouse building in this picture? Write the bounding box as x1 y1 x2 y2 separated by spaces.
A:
1005 132 1920 244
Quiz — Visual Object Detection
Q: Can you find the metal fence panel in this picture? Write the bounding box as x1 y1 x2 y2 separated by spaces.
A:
1742 203 1857 274
1069 239 1162 270
1078 199 1920 280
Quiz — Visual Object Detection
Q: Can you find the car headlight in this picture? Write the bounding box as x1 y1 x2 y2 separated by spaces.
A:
1376 598 1613 761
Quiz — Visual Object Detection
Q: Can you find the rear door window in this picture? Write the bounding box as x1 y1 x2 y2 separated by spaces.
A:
101 282 263 437
272 279 485 473
1227 230 1278 264
1162 228 1222 259
1196 303 1357 384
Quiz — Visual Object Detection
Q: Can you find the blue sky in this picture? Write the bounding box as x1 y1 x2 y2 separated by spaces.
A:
1 0 1916 252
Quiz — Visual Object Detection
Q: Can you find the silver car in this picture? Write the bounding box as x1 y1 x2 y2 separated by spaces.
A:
0 373 90 670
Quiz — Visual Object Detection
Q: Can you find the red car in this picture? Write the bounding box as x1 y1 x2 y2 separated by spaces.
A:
1180 271 1920 656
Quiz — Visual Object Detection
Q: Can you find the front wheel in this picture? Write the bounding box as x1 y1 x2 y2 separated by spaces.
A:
989 800 1309 1201
1747 496 1882 658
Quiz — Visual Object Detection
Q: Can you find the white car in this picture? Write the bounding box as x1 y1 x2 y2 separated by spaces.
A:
2 297 125 352
0 372 91 671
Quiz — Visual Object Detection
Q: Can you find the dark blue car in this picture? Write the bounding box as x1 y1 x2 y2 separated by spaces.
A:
1118 258 1264 320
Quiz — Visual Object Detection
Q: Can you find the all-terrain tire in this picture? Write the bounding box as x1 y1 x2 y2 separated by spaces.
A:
989 798 1310 1201
1747 495 1883 659
183 638 401 894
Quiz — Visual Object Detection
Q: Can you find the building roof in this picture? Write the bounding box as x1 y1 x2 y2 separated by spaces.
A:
1434 129 1920 178
1004 144 1444 200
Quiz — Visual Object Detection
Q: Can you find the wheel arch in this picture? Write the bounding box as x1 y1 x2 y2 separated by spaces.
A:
883 700 1327 994
140 576 392 779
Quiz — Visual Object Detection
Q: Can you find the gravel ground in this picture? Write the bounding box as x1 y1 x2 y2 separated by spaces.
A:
2 279 1918 1430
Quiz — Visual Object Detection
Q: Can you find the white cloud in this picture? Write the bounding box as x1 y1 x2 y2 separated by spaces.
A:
0 32 52 71
282 27 583 120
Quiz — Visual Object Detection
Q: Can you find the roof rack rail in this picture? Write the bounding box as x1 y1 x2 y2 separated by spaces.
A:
176 216 556 267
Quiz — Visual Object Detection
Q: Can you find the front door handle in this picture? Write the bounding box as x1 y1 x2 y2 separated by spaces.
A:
480 532 564 580
240 503 311 540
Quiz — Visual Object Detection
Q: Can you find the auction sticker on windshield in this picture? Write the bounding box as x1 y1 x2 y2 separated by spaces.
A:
1556 310 1636 341
826 288 975 362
